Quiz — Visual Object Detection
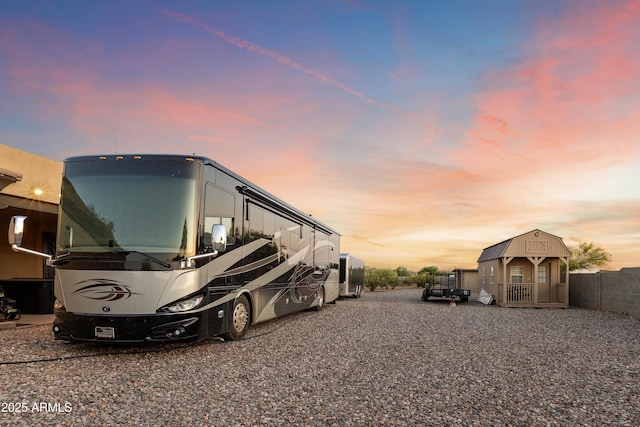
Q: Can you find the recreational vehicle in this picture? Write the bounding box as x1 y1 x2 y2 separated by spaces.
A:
9 154 340 342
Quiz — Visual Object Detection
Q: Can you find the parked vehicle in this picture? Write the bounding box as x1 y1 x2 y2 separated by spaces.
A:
9 154 339 342
339 254 364 298
0 287 21 321
421 275 470 302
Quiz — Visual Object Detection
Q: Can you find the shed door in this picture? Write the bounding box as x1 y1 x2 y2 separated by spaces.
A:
537 264 550 303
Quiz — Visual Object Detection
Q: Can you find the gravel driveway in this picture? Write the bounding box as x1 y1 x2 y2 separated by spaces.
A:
1 288 639 426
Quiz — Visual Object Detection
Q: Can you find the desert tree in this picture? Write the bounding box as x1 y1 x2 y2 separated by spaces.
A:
569 242 612 271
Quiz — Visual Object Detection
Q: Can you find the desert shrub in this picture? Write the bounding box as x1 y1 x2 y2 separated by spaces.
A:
365 268 399 291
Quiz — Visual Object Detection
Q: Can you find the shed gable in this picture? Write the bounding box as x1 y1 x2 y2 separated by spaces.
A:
477 229 570 263
503 229 569 258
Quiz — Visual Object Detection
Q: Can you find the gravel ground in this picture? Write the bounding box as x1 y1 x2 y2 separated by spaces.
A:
1 288 639 426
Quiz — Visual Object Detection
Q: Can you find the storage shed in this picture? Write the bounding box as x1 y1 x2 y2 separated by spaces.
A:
477 229 570 308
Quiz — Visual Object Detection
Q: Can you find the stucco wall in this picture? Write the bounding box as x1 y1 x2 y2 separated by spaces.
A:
570 268 640 317
1 145 62 279
0 144 62 204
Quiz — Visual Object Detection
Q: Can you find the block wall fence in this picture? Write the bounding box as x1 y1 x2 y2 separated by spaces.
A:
570 267 640 318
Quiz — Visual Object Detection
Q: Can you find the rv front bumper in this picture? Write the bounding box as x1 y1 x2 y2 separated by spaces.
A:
52 308 212 343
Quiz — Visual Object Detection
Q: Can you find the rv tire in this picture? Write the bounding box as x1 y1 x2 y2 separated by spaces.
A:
314 287 325 311
223 294 251 341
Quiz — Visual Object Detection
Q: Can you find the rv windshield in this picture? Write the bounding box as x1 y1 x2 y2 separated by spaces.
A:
57 157 199 262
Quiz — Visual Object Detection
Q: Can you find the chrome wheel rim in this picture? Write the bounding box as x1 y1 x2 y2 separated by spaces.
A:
232 301 248 332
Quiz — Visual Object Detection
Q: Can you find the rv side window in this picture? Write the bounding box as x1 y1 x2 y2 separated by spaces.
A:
248 204 264 239
205 185 236 246
279 218 301 253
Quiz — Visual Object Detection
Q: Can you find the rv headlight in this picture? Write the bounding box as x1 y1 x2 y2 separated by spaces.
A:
53 299 66 311
165 295 204 313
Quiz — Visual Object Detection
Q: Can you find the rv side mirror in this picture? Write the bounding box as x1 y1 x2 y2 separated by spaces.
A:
7 215 53 263
211 224 227 252
8 215 27 247
64 225 74 250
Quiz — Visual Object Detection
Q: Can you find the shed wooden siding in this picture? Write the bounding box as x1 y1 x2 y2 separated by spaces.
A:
479 259 501 291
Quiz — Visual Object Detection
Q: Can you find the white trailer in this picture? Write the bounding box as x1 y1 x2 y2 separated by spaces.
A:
339 253 364 298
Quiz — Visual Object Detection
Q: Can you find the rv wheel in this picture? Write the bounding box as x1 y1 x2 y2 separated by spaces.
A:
313 287 325 311
223 295 250 341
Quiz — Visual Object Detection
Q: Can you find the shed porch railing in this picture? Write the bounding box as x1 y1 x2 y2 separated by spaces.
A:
499 282 534 304
496 282 568 307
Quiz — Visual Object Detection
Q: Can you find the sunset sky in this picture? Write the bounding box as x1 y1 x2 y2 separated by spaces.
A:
1 0 639 271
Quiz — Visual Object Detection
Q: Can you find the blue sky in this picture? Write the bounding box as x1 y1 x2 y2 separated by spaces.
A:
2 0 639 270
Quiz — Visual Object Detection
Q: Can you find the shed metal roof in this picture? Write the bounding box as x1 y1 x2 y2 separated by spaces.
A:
477 239 512 263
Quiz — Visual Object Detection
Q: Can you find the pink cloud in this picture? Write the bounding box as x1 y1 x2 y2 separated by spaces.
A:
450 0 640 193
392 1 640 270
359 0 640 270
1 20 308 154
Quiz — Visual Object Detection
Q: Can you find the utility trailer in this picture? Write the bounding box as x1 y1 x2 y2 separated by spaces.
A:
421 274 470 302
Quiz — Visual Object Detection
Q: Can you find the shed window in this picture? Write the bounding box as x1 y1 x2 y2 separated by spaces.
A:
510 266 523 284
538 265 548 283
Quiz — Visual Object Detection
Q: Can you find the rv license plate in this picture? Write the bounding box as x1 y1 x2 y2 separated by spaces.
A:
95 326 115 339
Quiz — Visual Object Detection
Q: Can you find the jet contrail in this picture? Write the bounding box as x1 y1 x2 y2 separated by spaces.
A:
162 9 434 129
162 9 368 98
